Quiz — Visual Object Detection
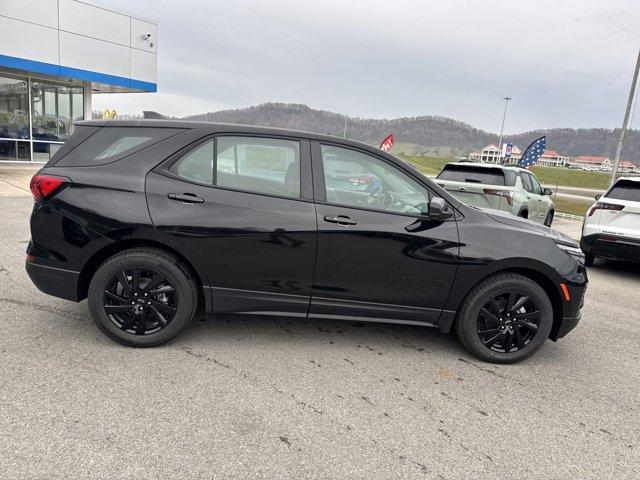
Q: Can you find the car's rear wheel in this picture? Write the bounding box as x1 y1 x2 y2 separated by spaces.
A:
544 210 554 227
88 248 198 347
455 273 553 363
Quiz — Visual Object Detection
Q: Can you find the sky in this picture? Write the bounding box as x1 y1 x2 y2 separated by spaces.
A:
94 0 640 134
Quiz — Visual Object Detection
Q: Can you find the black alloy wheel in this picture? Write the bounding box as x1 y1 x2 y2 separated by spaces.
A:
455 273 553 363
103 267 177 335
476 292 539 353
88 248 198 347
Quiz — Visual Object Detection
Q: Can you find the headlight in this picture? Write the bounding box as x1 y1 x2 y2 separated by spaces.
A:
556 242 585 263
550 229 585 264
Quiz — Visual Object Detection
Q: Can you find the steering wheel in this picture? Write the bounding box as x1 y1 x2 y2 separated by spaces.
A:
367 190 395 210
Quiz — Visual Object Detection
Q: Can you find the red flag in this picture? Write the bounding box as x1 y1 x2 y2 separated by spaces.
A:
379 134 394 152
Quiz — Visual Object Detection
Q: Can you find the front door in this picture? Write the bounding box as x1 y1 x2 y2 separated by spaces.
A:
310 143 460 324
146 135 317 316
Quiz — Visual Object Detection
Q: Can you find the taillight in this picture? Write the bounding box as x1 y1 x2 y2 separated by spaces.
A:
483 189 514 206
587 202 624 217
29 174 70 202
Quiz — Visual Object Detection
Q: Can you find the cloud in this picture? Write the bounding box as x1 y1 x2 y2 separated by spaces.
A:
97 0 640 133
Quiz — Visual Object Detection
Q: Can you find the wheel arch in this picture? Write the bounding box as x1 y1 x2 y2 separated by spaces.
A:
442 266 563 339
77 239 209 308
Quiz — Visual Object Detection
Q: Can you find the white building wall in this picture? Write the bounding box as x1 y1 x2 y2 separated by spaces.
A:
0 0 158 91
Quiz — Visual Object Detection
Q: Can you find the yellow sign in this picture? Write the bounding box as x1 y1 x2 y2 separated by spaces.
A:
103 109 118 119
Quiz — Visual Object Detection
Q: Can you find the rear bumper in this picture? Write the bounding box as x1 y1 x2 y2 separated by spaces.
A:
580 233 640 262
26 261 80 302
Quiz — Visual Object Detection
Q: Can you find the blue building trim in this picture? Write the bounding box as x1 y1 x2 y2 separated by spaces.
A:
0 54 157 92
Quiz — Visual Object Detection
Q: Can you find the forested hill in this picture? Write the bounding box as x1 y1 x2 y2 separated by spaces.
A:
182 103 640 161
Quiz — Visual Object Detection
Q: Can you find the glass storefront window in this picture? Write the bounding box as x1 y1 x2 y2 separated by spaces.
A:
32 142 62 162
0 140 30 161
0 76 30 140
0 75 85 161
31 81 84 142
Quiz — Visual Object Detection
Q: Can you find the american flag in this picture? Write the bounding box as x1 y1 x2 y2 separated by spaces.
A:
517 136 546 169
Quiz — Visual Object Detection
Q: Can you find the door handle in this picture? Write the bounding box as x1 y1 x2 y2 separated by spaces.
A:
324 215 357 226
168 193 204 204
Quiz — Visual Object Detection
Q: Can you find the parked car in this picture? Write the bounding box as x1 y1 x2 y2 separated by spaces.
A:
581 177 640 266
26 121 587 363
435 162 555 226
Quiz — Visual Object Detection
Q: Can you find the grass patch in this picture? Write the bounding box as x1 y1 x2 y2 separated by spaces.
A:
530 166 609 190
552 196 593 217
396 154 612 191
396 154 449 176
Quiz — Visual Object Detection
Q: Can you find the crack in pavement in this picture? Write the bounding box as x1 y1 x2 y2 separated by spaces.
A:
178 345 436 476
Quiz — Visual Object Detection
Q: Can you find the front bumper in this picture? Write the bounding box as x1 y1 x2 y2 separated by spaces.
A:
550 280 587 340
580 233 640 262
26 261 80 302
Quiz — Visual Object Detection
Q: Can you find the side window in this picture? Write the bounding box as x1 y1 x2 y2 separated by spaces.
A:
170 139 214 184
216 136 300 198
520 172 533 193
169 136 301 198
321 144 429 215
527 173 543 195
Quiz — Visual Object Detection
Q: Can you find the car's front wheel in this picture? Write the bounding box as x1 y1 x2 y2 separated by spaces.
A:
584 253 595 267
88 248 198 347
455 273 554 363
544 210 554 227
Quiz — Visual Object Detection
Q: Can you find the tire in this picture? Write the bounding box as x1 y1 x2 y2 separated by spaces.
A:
584 253 595 267
455 273 554 363
544 210 554 227
88 248 198 347
518 210 528 219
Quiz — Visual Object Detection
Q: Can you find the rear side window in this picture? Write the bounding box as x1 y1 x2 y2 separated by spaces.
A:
169 136 301 198
607 180 640 202
526 173 543 194
56 127 184 166
521 172 533 192
437 165 508 186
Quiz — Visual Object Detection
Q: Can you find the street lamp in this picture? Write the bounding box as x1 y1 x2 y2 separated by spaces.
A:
497 96 511 163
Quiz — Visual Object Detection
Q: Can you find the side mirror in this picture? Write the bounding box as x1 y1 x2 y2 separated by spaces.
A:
429 197 453 219
542 187 553 196
595 193 602 200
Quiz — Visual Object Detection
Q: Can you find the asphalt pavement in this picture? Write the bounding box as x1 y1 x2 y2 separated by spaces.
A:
1 194 639 479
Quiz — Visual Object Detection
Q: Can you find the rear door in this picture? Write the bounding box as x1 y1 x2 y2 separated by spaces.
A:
597 180 640 239
146 134 317 316
311 142 460 324
523 172 548 222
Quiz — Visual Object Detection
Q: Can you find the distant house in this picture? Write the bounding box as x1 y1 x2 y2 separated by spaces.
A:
469 144 522 164
537 150 569 167
618 160 639 173
572 156 612 171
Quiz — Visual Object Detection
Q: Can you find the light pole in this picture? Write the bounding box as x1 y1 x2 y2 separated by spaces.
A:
497 96 511 163
610 49 640 187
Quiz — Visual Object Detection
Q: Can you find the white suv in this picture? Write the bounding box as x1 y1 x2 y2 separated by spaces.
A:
581 177 640 266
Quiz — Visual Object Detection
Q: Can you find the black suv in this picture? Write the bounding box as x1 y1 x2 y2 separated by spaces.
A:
26 120 587 363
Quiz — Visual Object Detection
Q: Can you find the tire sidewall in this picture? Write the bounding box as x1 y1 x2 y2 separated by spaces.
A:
88 252 195 347
461 278 553 363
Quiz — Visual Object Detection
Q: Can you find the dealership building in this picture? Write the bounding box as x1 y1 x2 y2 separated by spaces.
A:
0 0 158 162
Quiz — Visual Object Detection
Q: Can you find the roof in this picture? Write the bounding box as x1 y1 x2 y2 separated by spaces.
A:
575 155 610 163
541 150 566 157
618 160 638 168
